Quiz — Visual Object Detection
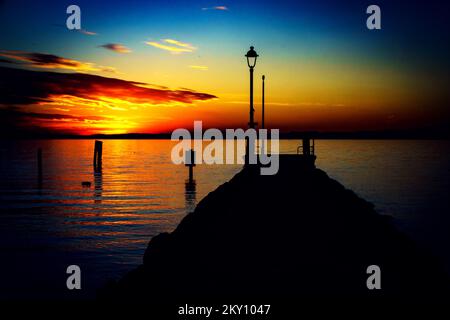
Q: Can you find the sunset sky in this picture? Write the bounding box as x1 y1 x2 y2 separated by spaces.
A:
0 0 449 135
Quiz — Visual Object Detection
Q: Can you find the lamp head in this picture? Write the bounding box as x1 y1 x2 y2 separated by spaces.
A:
245 46 258 68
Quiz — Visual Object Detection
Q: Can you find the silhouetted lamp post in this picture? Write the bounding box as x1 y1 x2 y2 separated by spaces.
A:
245 46 258 129
245 46 258 165
262 75 265 129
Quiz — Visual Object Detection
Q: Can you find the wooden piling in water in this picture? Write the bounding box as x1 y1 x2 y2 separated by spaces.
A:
189 165 194 182
93 140 103 171
185 149 196 183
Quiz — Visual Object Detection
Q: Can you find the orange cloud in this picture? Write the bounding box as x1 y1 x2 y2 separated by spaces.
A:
0 66 217 135
0 107 133 135
0 50 116 73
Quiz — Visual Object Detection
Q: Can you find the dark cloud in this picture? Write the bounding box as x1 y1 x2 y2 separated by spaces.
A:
25 53 77 67
0 50 116 72
100 43 131 53
0 66 217 106
0 58 15 64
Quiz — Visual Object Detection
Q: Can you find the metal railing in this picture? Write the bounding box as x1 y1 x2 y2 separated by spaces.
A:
297 139 315 155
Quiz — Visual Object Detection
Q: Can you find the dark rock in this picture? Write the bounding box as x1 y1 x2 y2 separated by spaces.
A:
102 163 450 302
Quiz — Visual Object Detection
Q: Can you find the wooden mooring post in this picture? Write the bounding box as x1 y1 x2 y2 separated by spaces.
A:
185 149 196 183
93 140 103 171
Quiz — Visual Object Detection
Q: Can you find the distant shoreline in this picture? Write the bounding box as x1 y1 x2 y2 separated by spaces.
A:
2 128 450 140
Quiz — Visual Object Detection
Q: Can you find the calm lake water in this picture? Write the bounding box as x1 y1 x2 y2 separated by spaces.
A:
0 139 449 299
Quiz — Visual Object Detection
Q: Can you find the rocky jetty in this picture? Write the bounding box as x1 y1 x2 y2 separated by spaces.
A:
102 159 449 303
